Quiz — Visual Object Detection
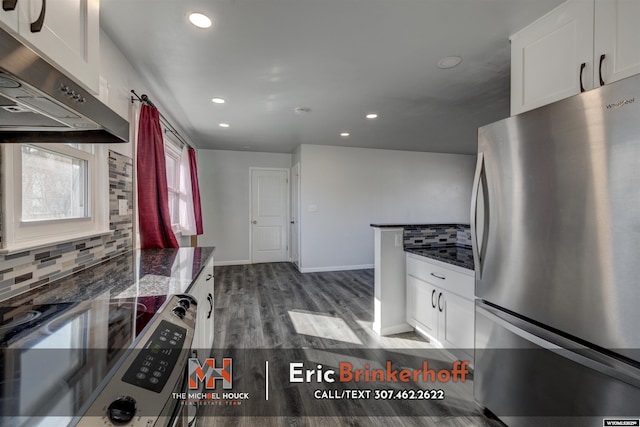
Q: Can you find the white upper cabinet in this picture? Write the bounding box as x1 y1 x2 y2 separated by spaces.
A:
510 0 594 115
510 0 640 115
10 0 99 93
594 0 640 85
0 1 19 32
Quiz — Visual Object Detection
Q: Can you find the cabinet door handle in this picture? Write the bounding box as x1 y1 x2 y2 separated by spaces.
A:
206 273 213 281
2 0 17 11
431 289 436 309
430 272 445 280
207 293 213 319
599 54 606 86
579 62 586 93
30 0 46 33
437 293 444 312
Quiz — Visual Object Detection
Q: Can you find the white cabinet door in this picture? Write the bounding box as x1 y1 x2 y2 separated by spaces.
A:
406 276 438 337
594 0 640 86
192 256 214 363
510 0 594 115
0 1 19 32
439 290 475 354
201 257 215 352
18 0 99 93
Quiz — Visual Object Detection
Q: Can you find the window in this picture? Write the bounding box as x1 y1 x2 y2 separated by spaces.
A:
164 137 181 232
21 145 89 221
1 143 108 251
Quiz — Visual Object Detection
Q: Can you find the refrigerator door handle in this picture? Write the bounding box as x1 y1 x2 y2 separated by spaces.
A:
478 303 640 388
470 152 487 279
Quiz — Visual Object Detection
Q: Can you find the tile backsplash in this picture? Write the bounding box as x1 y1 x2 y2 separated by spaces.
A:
0 150 133 302
404 224 471 248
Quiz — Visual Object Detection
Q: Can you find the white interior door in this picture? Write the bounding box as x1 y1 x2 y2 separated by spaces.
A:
251 168 289 263
290 163 300 267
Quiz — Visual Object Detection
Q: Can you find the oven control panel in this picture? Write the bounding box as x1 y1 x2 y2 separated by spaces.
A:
121 320 187 393
74 294 197 427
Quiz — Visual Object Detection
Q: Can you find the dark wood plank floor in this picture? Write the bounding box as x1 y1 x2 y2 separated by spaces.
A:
199 263 502 427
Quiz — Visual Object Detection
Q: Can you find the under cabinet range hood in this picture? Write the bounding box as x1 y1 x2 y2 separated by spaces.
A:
0 27 129 143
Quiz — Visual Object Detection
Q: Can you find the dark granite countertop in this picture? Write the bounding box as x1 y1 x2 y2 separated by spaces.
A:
371 223 469 228
405 245 474 271
1 246 215 306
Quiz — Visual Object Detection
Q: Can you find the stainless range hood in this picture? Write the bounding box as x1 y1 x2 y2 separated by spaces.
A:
0 27 129 143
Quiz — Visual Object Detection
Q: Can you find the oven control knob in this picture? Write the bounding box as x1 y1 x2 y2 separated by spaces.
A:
107 395 137 425
175 294 197 306
171 306 186 319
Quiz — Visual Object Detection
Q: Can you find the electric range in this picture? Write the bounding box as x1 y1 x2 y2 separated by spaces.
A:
0 247 214 427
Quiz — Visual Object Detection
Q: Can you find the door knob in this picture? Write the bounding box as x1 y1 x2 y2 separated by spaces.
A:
252 220 257 224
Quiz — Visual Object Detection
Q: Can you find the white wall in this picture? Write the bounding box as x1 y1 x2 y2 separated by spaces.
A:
99 30 197 248
197 150 292 264
298 144 476 272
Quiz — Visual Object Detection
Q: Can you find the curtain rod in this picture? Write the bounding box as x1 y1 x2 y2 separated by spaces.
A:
130 89 191 149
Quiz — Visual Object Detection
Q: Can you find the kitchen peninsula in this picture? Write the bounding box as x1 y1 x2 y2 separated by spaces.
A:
371 224 474 358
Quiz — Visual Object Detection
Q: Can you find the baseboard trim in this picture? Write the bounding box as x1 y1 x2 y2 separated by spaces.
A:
299 264 374 273
214 260 251 266
373 322 414 336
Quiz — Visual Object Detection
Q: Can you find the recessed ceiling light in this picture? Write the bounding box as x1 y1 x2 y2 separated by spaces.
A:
366 113 378 119
340 132 350 137
294 107 311 114
219 123 230 128
188 12 213 29
437 56 463 69
212 97 226 104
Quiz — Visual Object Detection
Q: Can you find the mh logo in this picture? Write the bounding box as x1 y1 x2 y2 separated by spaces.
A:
188 358 233 389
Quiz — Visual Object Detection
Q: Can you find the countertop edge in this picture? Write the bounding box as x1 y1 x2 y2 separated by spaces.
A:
370 223 470 228
405 247 475 273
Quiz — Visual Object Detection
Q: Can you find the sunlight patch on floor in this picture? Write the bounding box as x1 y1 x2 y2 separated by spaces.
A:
288 310 363 345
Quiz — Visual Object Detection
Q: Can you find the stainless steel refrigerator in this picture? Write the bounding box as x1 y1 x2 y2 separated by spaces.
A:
471 73 640 427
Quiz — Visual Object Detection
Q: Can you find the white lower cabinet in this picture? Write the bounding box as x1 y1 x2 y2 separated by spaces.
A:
406 254 474 358
191 255 215 363
438 289 474 353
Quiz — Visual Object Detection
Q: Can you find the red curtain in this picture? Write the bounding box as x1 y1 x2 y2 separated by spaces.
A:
137 104 179 249
188 147 204 235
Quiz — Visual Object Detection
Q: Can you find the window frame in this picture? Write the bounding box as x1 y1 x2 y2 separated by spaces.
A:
1 143 109 252
163 134 182 234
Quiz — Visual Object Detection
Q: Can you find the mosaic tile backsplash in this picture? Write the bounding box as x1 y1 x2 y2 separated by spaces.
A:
0 150 133 302
404 224 471 249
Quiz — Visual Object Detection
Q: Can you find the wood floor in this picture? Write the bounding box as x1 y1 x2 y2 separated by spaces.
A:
198 262 502 427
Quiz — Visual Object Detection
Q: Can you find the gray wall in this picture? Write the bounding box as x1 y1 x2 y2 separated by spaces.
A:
197 149 292 264
298 144 476 272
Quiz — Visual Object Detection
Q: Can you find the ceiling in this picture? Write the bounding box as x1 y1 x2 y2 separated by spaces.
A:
101 0 563 155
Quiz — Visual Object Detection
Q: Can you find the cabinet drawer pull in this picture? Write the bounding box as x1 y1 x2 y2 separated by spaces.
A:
207 293 213 319
437 293 444 312
599 54 606 86
206 273 213 281
30 0 46 33
3 0 17 11
431 289 437 308
579 62 586 93
430 272 446 280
